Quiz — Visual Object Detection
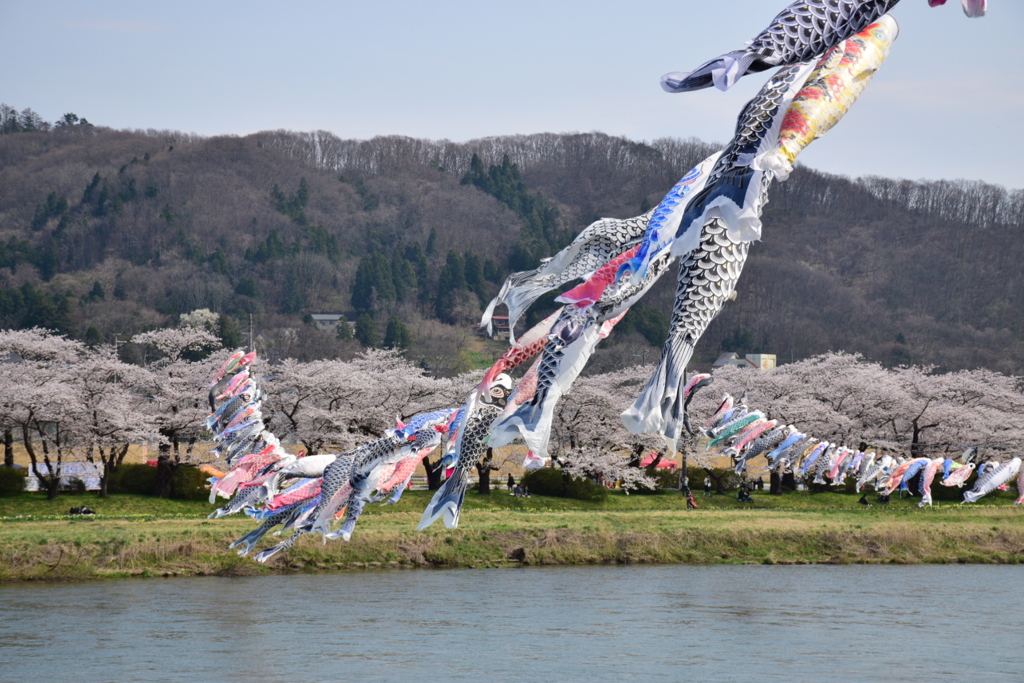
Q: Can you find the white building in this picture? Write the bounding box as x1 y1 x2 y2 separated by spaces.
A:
712 352 777 370
309 313 354 332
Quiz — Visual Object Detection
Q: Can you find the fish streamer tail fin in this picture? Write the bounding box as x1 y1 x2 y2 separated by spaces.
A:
228 523 275 556
302 484 352 539
418 468 470 531
262 471 288 498
483 274 552 342
479 295 500 338
254 530 302 564
323 471 370 542
488 393 552 455
481 268 539 339
621 335 696 443
661 50 757 93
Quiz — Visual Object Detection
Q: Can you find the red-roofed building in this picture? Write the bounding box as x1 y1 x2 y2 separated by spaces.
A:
477 316 510 340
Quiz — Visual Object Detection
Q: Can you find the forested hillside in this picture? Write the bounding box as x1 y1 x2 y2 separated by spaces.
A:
1 106 1022 374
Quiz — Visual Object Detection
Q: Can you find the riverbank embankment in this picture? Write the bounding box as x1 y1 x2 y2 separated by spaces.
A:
2 490 1022 582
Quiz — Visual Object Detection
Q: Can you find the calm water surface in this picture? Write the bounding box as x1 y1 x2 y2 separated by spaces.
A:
1 565 1021 682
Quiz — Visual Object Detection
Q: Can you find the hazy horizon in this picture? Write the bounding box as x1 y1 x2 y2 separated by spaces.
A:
3 0 1022 189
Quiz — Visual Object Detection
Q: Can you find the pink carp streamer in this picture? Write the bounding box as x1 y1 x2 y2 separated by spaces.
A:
928 0 987 17
216 368 250 401
827 448 852 483
918 458 945 507
267 479 322 512
723 420 776 457
703 395 735 432
882 457 929 495
209 448 285 502
377 456 421 494
557 246 640 307
209 350 256 386
941 463 975 488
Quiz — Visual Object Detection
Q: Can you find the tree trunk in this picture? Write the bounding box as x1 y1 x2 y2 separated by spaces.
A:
102 443 131 499
628 443 644 468
3 428 12 467
33 428 61 501
99 464 110 499
704 467 726 495
476 448 494 495
909 420 937 460
154 441 175 498
423 453 444 490
770 471 782 495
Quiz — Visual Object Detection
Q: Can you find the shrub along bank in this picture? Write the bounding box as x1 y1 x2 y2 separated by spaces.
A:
0 464 210 500
0 467 26 497
107 465 207 500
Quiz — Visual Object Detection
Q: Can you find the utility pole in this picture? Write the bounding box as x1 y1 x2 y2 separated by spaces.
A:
112 334 122 383
249 314 254 353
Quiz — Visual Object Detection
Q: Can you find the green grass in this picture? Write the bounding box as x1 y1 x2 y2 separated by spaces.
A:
1 487 1022 582
0 493 215 520
1 486 1018 521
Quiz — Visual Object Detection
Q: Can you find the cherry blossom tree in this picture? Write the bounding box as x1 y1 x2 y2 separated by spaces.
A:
683 353 1024 468
884 365 1024 459
132 327 221 365
267 349 473 454
178 308 219 334
69 349 159 497
549 367 660 491
130 329 224 496
0 329 89 499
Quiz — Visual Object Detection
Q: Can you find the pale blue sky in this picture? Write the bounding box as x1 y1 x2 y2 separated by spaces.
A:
3 0 1022 188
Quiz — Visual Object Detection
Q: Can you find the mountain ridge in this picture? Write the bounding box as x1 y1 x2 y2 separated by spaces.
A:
0 123 1021 374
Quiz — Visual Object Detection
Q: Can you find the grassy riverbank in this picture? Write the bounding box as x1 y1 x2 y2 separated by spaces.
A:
2 489 1022 582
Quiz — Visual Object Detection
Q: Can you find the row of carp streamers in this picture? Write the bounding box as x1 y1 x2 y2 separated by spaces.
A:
202 0 990 560
700 391 1023 507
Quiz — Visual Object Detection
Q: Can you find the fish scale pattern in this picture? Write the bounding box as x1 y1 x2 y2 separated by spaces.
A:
743 426 791 463
750 0 899 64
483 212 652 335
918 458 945 506
517 252 673 436
416 403 504 530
963 458 1021 503
453 404 503 476
675 223 749 356
673 64 810 244
663 0 900 92
335 427 445 540
623 66 810 440
301 437 401 532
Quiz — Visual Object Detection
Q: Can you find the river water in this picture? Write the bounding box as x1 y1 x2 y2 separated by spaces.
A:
1 565 1020 682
